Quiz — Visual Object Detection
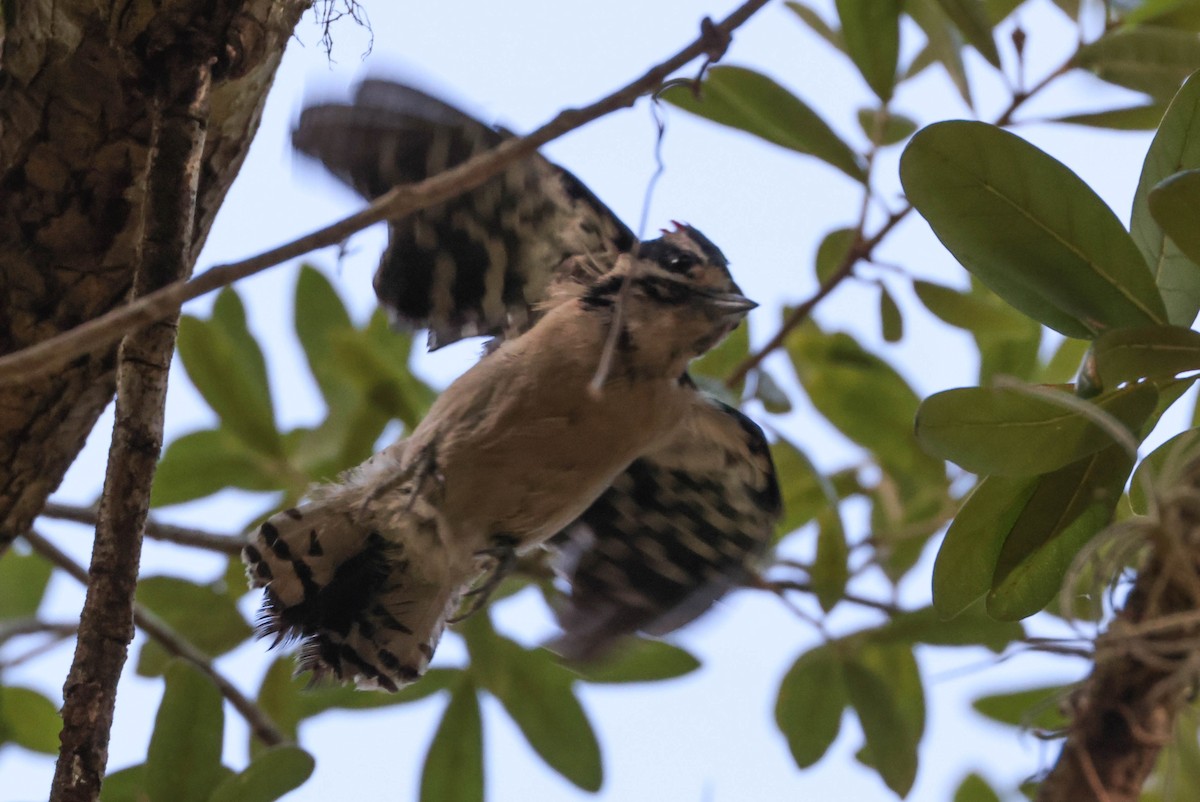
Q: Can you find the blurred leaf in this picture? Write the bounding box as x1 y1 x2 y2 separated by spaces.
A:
152 428 282 507
178 290 281 456
857 108 918 146
907 0 974 106
836 0 902 100
1132 70 1200 326
662 66 866 181
933 475 1039 618
1130 428 1200 513
145 661 225 802
913 279 1033 336
1092 324 1200 388
754 368 792 413
989 445 1134 620
845 643 923 796
785 1 845 52
1049 103 1167 130
569 639 700 684
467 629 602 791
972 684 1069 731
420 677 484 802
870 603 1023 652
691 315 749 395
954 772 1003 802
770 435 842 539
879 285 903 342
0 549 52 617
209 746 315 802
1040 336 1091 384
984 0 1023 24
0 686 61 754
1150 169 1200 293
293 265 354 408
775 645 847 767
969 280 1045 384
916 382 1157 475
135 576 252 676
815 227 857 285
98 765 147 802
1075 28 1200 101
901 121 1167 338
812 507 849 611
933 0 1001 66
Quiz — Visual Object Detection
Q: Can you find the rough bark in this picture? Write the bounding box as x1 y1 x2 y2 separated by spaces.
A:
0 0 310 553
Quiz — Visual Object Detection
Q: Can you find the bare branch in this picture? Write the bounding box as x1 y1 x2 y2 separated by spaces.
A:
0 0 771 385
42 501 245 555
23 531 288 748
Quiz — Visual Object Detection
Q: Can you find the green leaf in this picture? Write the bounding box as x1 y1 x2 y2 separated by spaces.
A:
1150 169 1200 294
907 0 974 107
1075 28 1200 101
857 108 918 146
1040 336 1091 384
420 678 483 802
1129 428 1200 514
870 603 1023 652
177 290 281 456
812 507 849 611
913 279 1033 336
1132 70 1200 325
988 444 1134 620
145 661 225 802
933 475 1040 618
152 428 282 506
662 66 866 181
916 382 1158 476
691 315 749 395
933 0 1001 66
135 576 252 676
879 285 903 342
1091 324 1200 388
98 765 147 802
815 227 857 285
293 265 354 409
845 643 924 796
901 121 1167 337
785 1 845 52
971 684 1069 731
0 686 61 754
770 436 841 538
775 645 847 768
569 639 700 684
209 746 315 802
1049 103 1168 130
836 0 902 100
753 368 792 414
954 772 1003 802
0 548 52 617
468 632 602 791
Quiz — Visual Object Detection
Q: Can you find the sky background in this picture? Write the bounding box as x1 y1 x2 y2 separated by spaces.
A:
2 0 1179 799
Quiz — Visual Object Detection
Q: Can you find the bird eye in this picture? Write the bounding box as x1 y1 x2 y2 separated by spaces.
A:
665 252 698 272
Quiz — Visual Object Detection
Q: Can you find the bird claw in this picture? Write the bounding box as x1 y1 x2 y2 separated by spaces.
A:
448 535 518 623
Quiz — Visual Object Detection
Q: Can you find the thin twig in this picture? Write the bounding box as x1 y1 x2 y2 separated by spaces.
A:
22 531 288 747
42 501 245 555
0 0 771 385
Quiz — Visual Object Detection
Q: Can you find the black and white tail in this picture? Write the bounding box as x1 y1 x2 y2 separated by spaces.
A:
243 451 465 691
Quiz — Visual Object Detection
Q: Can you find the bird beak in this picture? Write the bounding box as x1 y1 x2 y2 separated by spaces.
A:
700 290 758 321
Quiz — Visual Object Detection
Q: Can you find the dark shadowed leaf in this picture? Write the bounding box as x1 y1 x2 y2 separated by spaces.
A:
1049 103 1168 130
1150 169 1200 296
0 686 61 754
420 677 484 802
145 661 225 802
570 639 700 684
152 428 282 507
1130 428 1200 514
691 315 749 395
1132 70 1200 325
1075 28 1200 100
954 772 1003 802
1092 324 1200 388
972 684 1069 731
0 549 52 618
177 289 281 456
988 445 1134 620
836 0 902 100
916 382 1157 475
857 108 919 146
662 66 865 181
901 121 1167 337
775 645 847 767
845 643 924 796
135 576 252 676
933 475 1040 618
209 746 315 802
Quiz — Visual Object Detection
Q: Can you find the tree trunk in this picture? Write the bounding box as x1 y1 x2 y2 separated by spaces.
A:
0 0 310 551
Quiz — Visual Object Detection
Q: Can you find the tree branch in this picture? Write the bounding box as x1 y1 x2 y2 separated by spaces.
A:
0 0 771 385
42 501 245 555
23 531 287 748
51 60 213 802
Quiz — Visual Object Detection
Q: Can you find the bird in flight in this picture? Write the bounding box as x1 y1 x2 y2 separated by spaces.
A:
243 79 781 690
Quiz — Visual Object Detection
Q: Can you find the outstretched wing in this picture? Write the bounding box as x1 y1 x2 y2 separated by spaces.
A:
549 393 782 661
293 79 635 348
